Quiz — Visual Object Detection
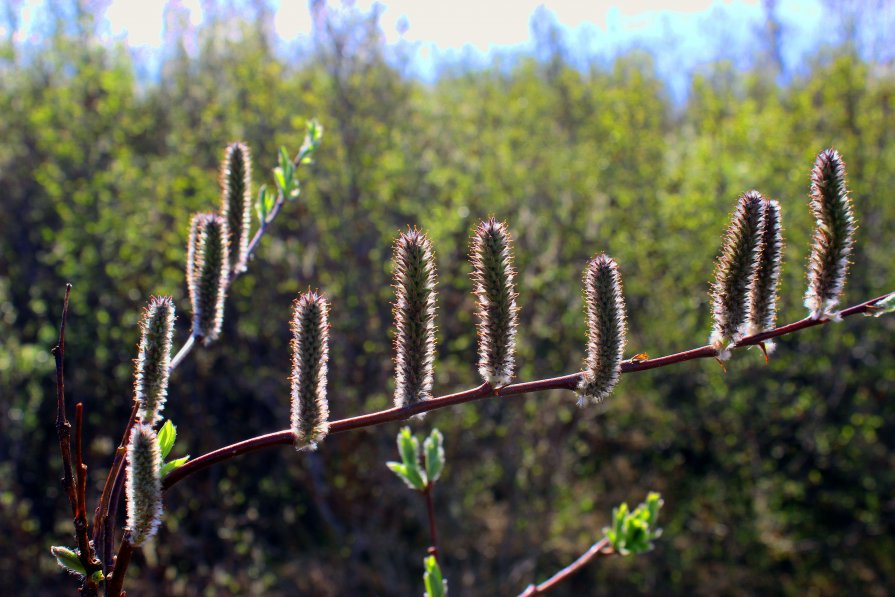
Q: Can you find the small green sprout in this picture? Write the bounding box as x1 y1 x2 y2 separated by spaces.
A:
423 555 447 597
604 492 664 556
386 427 446 491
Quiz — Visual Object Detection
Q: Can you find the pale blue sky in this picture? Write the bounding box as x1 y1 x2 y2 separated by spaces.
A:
9 1 893 98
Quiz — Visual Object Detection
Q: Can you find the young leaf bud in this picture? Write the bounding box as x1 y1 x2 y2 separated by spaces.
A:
577 254 627 405
187 213 229 344
125 424 163 546
392 228 437 408
709 191 766 358
50 546 86 577
290 291 330 449
220 142 252 274
134 296 175 427
470 219 519 386
747 199 784 345
804 149 856 320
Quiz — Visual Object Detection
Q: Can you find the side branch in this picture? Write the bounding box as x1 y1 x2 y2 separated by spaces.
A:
167 152 310 376
518 537 613 596
162 291 893 491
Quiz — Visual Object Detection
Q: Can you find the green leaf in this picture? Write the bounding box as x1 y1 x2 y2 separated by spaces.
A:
394 427 427 490
51 546 86 576
423 428 445 484
872 292 895 317
256 186 269 222
423 555 447 597
158 420 176 460
386 461 422 491
90 570 105 583
279 146 291 173
160 455 190 479
273 167 287 194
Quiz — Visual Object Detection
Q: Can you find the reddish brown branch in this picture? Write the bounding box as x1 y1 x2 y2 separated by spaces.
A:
105 533 133 597
93 402 138 581
52 285 102 595
162 291 892 491
518 537 613 596
53 284 76 510
74 403 86 519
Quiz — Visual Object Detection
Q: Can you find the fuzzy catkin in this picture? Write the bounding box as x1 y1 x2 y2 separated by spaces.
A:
125 424 162 546
804 149 855 320
747 199 784 340
470 219 518 386
392 228 437 408
577 254 627 405
187 213 229 344
220 142 252 274
134 296 175 427
710 190 766 358
290 291 330 448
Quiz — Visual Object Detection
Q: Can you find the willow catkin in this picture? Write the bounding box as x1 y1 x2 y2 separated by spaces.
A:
804 149 856 320
187 213 229 344
393 228 437 408
290 291 330 448
747 199 784 346
125 424 162 546
470 219 518 386
709 190 766 359
134 296 175 427
220 142 252 274
577 254 627 405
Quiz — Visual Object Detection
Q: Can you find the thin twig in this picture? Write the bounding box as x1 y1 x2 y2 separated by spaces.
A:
74 403 86 516
52 284 102 595
518 537 613 596
161 291 893 490
232 193 286 285
424 485 440 562
167 335 195 373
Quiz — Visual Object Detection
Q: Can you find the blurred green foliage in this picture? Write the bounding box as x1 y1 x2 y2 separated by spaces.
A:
2 4 895 596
